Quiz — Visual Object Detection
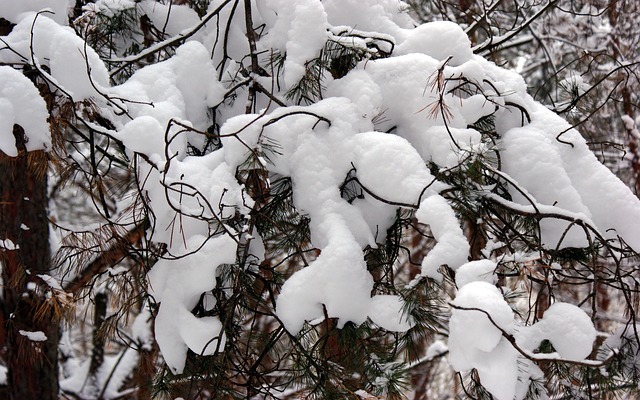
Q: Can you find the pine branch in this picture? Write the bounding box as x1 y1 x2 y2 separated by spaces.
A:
63 219 149 295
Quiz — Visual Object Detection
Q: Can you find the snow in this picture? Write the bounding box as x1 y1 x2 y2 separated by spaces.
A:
501 125 593 248
148 234 237 374
415 195 470 281
396 21 473 66
138 1 202 39
368 295 413 331
424 340 448 360
321 0 413 38
19 330 47 341
455 259 497 288
275 218 375 333
0 238 19 250
60 347 139 399
83 0 136 17
131 306 153 351
449 281 518 400
0 67 50 156
516 302 596 361
352 132 436 203
0 0 72 25
621 114 636 131
262 0 328 88
0 14 110 101
112 41 224 132
6 0 640 393
599 324 640 374
37 274 63 290
498 98 640 252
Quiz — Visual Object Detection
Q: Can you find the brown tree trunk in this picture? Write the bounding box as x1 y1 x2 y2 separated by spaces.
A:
0 125 59 399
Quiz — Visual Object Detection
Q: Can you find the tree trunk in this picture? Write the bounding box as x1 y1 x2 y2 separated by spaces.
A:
0 124 59 399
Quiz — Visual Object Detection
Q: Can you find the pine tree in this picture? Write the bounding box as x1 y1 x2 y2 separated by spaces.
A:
1 1 640 399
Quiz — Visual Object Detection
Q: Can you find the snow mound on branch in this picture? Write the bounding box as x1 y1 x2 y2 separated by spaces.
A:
268 102 432 333
499 96 640 252
148 234 237 374
455 260 497 288
415 195 470 281
40 0 640 382
0 66 50 156
138 1 201 38
322 0 414 37
352 131 434 203
449 282 518 400
110 41 233 249
0 13 109 100
516 302 596 361
261 0 328 88
218 98 435 334
112 41 224 132
0 0 72 25
501 125 593 248
396 21 473 65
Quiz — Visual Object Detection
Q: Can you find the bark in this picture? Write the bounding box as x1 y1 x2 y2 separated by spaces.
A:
0 125 59 399
88 291 107 396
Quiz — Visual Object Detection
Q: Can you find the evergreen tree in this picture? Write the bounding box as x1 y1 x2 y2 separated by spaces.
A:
0 1 639 399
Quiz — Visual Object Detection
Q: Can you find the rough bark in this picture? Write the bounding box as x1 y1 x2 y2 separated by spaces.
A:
0 125 59 399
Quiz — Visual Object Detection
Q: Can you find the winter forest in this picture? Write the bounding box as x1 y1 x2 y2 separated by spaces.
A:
0 0 639 399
